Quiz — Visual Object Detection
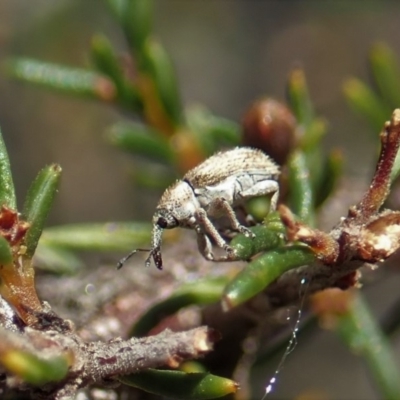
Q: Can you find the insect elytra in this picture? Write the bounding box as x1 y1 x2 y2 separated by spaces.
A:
118 147 280 270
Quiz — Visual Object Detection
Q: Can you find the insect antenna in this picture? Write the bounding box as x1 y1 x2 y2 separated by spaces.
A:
117 248 150 269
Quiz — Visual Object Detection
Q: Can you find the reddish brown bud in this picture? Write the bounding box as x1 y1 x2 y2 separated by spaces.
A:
0 206 29 246
242 98 297 165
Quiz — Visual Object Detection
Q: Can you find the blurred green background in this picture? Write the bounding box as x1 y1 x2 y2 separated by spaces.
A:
2 1 397 224
1 1 400 399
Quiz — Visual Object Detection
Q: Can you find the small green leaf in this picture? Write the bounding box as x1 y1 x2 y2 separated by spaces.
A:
287 151 315 226
0 127 16 209
287 68 314 128
230 222 285 261
299 118 327 153
40 222 152 252
142 39 182 126
370 43 400 108
107 122 175 163
22 165 62 258
315 149 343 207
222 246 315 310
335 293 400 400
1 350 69 385
119 369 238 399
91 35 142 110
131 276 229 337
343 78 390 134
7 58 115 102
207 117 240 146
186 106 240 154
0 236 13 265
124 0 153 52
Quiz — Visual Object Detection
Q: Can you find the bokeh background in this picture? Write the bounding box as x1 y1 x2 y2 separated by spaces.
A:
1 1 400 399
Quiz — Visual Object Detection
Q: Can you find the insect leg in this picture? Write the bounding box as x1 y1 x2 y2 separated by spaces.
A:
209 198 255 238
195 226 215 260
236 205 257 226
194 208 236 258
195 225 238 262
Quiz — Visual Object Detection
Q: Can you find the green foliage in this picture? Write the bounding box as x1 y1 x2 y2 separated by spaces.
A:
287 69 342 214
344 42 400 181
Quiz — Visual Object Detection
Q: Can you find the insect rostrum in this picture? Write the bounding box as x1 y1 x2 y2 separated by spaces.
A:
119 147 280 270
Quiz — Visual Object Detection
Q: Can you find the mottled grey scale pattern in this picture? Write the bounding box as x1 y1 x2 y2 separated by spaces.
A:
184 147 279 188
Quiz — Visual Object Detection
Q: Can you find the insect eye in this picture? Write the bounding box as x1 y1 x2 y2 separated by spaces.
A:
157 217 169 228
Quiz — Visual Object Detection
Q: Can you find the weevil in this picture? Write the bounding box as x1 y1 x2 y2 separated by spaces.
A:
118 147 280 270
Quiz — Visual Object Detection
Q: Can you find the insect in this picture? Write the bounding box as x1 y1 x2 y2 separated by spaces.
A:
118 147 280 270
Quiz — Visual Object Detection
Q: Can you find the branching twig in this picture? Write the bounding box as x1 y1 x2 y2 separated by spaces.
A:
0 322 217 400
272 109 400 306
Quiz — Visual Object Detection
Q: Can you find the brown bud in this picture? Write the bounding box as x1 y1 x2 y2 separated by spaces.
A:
242 98 297 165
0 205 30 246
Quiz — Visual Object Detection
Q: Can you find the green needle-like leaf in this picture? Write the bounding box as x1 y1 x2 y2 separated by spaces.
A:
22 165 62 258
107 122 175 163
299 118 327 153
142 38 183 126
0 127 16 209
131 276 229 337
315 149 343 207
288 151 315 226
119 369 238 399
40 222 152 252
91 35 142 110
124 0 153 52
343 78 390 134
287 68 314 129
230 224 285 261
222 246 315 310
335 292 400 400
287 70 325 201
186 106 240 154
370 43 400 108
7 58 115 102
